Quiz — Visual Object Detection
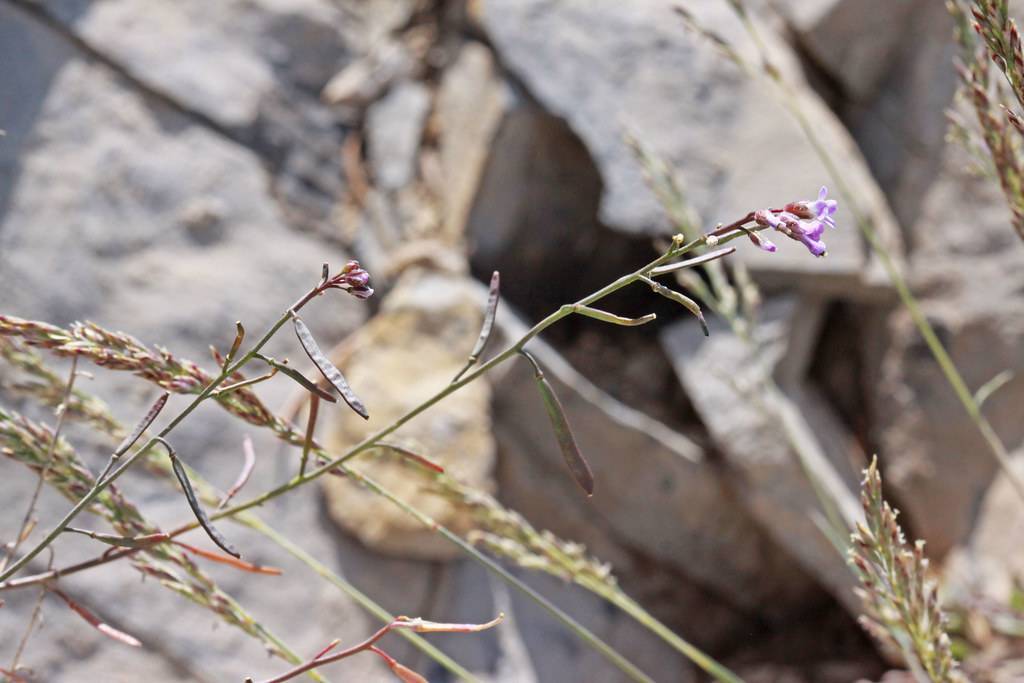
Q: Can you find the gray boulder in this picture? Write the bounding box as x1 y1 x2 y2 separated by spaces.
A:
471 0 902 298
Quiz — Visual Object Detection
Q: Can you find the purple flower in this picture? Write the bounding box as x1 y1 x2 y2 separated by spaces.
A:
753 187 837 258
786 186 837 229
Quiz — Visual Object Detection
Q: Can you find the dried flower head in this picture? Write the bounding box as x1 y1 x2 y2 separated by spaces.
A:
850 457 967 683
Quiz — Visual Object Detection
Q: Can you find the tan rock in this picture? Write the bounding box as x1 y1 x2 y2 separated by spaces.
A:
321 269 497 559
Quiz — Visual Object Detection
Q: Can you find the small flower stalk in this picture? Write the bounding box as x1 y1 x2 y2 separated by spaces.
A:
850 457 967 683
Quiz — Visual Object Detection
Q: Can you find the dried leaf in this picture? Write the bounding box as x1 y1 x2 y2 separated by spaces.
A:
113 391 168 456
521 349 595 496
258 354 337 404
172 541 281 575
53 588 142 647
293 316 368 419
453 271 500 383
393 612 504 633
161 438 241 558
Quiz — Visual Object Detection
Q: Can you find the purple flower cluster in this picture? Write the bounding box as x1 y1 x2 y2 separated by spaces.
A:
324 260 374 299
752 186 837 257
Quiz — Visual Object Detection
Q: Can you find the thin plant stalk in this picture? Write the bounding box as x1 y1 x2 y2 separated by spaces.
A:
0 278 338 582
0 357 78 574
722 1 1024 504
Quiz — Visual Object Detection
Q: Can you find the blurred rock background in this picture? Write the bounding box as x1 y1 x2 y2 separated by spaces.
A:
0 0 1022 681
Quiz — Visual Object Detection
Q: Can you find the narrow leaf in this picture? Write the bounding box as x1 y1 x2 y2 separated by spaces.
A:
114 391 168 456
293 316 368 419
648 247 736 276
393 613 504 633
257 353 337 404
975 369 1015 408
379 443 445 474
172 541 281 575
572 306 656 327
453 271 501 383
160 438 241 558
520 350 595 496
53 588 142 647
65 528 169 549
218 435 257 509
639 275 708 336
299 395 320 477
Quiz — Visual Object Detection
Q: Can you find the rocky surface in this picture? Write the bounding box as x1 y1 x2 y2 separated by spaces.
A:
868 140 1024 558
3 0 1024 680
470 0 903 299
662 298 863 613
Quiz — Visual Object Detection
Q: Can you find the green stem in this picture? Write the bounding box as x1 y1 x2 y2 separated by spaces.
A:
339 468 657 683
733 5 1024 505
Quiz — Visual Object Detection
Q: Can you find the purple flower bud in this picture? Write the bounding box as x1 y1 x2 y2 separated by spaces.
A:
324 260 374 299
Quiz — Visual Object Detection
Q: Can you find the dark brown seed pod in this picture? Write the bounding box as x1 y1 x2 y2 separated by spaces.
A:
519 350 594 496
158 437 241 558
257 353 337 404
453 271 501 383
114 391 169 456
292 316 368 420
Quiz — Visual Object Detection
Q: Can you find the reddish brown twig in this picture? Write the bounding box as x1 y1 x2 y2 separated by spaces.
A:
252 614 503 683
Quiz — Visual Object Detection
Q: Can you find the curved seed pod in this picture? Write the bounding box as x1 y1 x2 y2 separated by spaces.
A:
257 354 337 404
293 316 368 419
639 275 708 336
113 391 168 456
519 350 594 496
453 271 500 383
64 528 169 548
648 247 736 276
158 438 241 558
572 306 656 327
222 321 246 370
